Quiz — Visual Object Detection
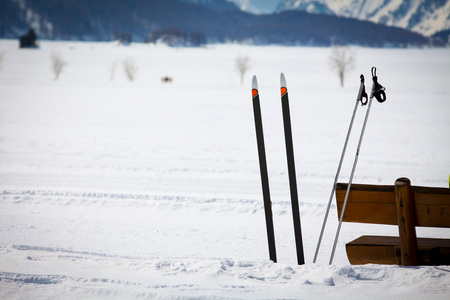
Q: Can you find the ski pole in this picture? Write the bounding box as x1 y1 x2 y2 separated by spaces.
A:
329 67 386 265
280 73 305 265
313 74 368 263
252 75 277 263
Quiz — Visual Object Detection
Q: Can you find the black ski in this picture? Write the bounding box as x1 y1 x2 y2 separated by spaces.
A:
252 75 277 263
280 73 305 265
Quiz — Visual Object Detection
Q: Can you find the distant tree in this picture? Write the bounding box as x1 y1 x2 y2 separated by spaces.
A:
113 31 132 45
50 51 67 80
189 31 207 47
0 51 5 70
122 57 138 81
235 55 251 85
148 28 206 47
329 46 355 87
149 29 162 43
19 29 38 48
149 27 186 46
109 60 118 81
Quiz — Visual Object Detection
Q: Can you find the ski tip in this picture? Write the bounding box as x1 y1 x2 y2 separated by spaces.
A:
280 73 287 96
252 75 258 90
280 73 287 88
252 75 258 98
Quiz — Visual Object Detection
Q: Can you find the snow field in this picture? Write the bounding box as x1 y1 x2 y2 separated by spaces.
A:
0 39 449 298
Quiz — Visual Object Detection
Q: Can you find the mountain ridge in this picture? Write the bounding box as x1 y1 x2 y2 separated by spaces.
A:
274 0 450 37
0 0 438 47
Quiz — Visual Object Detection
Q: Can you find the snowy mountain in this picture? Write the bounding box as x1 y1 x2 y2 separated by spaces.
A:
0 0 434 46
228 0 282 14
275 0 450 36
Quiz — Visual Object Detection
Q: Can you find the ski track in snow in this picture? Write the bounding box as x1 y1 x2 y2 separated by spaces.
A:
0 189 268 211
1 188 449 299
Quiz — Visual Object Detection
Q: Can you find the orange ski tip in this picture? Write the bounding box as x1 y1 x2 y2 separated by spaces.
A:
281 87 287 96
252 89 258 98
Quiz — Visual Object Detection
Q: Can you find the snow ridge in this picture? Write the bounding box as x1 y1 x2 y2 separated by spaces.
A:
1 247 449 300
0 189 278 213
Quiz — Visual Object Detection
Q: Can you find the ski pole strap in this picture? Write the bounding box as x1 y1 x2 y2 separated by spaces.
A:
357 74 368 105
370 67 386 103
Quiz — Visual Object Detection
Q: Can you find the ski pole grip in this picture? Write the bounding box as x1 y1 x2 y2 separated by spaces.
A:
357 74 368 105
371 67 386 103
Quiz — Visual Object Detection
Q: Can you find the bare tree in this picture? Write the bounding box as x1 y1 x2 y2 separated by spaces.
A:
122 57 138 81
0 51 5 70
109 60 118 81
235 55 251 85
329 46 355 87
50 51 67 80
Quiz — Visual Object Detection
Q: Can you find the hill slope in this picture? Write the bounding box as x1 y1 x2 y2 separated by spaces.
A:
1 0 431 46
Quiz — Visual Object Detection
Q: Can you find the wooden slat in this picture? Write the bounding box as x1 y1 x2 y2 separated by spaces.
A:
413 188 450 227
336 183 397 225
336 183 450 227
346 235 399 265
346 235 450 265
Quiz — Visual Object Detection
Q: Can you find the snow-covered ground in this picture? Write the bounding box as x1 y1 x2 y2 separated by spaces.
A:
0 40 449 299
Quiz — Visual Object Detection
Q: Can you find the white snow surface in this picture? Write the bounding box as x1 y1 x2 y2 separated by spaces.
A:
0 40 449 299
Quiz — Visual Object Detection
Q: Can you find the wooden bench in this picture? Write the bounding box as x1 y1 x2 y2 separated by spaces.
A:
335 177 450 266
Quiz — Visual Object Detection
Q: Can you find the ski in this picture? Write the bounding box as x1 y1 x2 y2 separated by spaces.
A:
280 73 305 265
252 75 277 263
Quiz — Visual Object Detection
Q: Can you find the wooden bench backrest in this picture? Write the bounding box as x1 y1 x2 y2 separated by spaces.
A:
335 182 450 228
